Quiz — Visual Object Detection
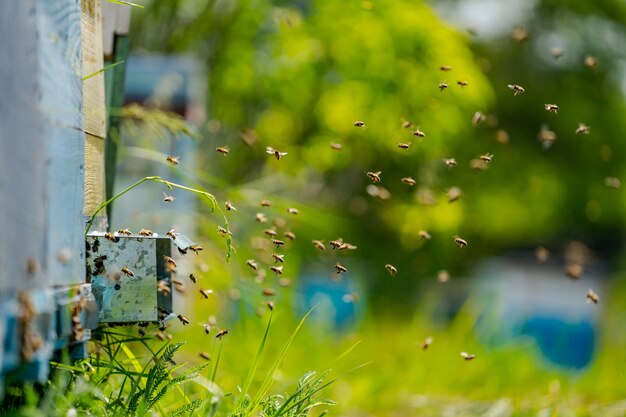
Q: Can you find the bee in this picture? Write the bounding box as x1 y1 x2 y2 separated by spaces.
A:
586 289 599 304
460 352 476 361
262 288 276 297
260 199 272 207
511 26 529 43
402 120 413 129
138 327 146 337
535 247 550 263
246 259 259 270
266 301 275 310
216 146 229 155
217 226 232 237
138 229 153 237
402 177 416 186
544 104 559 113
472 111 486 126
202 323 212 334
271 239 285 248
284 231 296 241
342 292 360 303
272 253 285 263
605 177 621 189
189 273 197 284
479 153 494 163
437 270 450 283
279 278 291 287
447 187 462 203
177 314 190 325
584 55 597 69
104 233 119 243
335 263 347 274
287 207 299 215
172 278 184 286
507 84 525 95
312 240 326 250
398 142 411 149
457 80 468 88
199 289 213 299
270 265 283 275
157 280 171 295
565 263 583 280
576 124 590 135
496 130 510 144
551 47 564 59
121 267 134 277
93 255 108 263
266 146 288 160
166 155 179 165
163 193 174 203
92 238 100 253
164 256 177 269
440 65 452 71
367 185 391 200
367 171 382 183
422 337 433 350
256 213 268 223
537 126 557 149
200 352 211 361
354 120 365 127
118 228 132 236
189 245 203 254
155 332 169 341
419 230 431 240
330 143 343 151
438 83 448 92
385 264 398 276
338 242 358 251
443 158 457 169
454 236 468 248
412 129 425 137
215 329 229 340
329 240 343 250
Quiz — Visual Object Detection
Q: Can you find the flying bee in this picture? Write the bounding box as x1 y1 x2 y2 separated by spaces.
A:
189 273 197 284
284 231 296 241
166 155 179 166
576 124 590 135
565 263 583 280
279 278 291 287
215 329 229 340
412 129 425 137
272 253 285 263
157 280 171 295
419 230 431 240
551 47 564 59
605 177 621 189
454 236 468 248
202 323 212 334
104 233 119 243
472 111 486 126
256 213 268 223
200 352 211 361
189 245 203 254
385 264 398 276
507 84 525 95
121 267 134 277
266 146 288 160
260 199 272 207
586 289 599 304
443 158 457 169
440 65 452 71
199 289 213 299
246 259 259 270
312 240 326 250
367 171 382 183
460 352 476 361
402 177 416 186
138 229 153 237
479 153 494 163
217 226 232 237
172 279 184 286
584 55 597 69
535 247 550 263
338 242 357 251
155 332 167 341
457 80 469 88
138 327 146 337
329 240 343 249
511 26 529 42
163 193 174 203
422 337 433 350
270 265 283 275
496 130 510 144
447 186 462 203
266 301 275 310
402 120 413 129
164 256 177 269
354 120 365 127
262 288 276 297
216 146 229 155
117 228 132 236
398 142 411 149
287 207 299 215
544 104 559 113
223 201 237 211
335 263 347 274
177 314 190 325
438 83 448 92
271 239 285 248
330 143 343 151
342 292 359 303
437 270 450 283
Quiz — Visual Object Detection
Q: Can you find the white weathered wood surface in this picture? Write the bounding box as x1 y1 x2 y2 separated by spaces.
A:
102 2 131 58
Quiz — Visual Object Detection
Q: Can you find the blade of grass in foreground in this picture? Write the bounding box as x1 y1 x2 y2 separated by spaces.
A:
236 312 273 407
